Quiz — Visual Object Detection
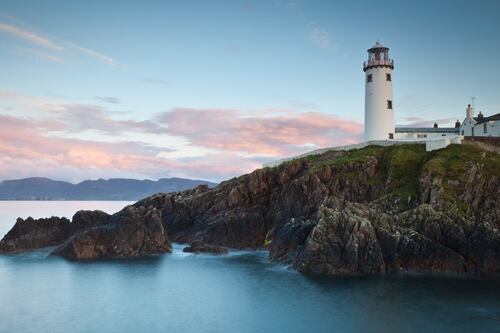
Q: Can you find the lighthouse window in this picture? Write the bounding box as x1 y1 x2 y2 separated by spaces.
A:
387 100 393 109
386 73 391 81
367 74 372 83
484 123 488 133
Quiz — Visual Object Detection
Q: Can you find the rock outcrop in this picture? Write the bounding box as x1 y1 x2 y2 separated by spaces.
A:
293 201 386 275
0 216 71 253
0 208 171 259
1 144 499 275
70 210 111 233
151 144 498 276
183 240 228 254
52 207 171 260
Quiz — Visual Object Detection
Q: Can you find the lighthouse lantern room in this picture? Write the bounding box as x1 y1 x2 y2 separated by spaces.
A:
363 40 395 141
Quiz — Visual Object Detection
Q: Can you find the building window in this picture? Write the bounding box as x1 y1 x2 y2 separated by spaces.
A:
484 123 487 133
386 73 391 81
417 134 427 138
367 74 372 83
387 100 393 109
389 133 394 139
472 127 474 136
461 130 464 135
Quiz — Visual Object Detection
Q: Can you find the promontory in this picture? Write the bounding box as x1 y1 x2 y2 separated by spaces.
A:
1 143 499 276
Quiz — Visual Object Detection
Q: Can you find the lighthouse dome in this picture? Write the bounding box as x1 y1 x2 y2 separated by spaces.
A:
368 40 389 52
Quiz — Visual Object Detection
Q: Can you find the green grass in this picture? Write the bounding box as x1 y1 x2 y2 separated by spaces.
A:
424 144 500 179
330 145 386 165
307 144 427 210
305 154 321 162
384 144 427 203
422 144 500 212
306 145 386 173
264 229 273 246
267 143 499 213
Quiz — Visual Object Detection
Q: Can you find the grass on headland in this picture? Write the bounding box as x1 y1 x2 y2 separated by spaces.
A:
271 143 499 211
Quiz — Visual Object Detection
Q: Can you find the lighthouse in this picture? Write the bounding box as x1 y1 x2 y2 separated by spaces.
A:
363 40 395 141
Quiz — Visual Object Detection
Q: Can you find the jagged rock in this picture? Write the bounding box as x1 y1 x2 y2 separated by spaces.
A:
0 216 71 253
294 203 385 274
376 226 466 274
52 208 171 260
268 218 316 263
183 240 228 254
462 224 500 275
71 210 111 233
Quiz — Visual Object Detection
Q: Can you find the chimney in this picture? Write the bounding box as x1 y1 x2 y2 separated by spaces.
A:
466 104 474 118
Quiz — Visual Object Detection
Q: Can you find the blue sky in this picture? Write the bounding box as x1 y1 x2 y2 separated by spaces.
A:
0 0 499 182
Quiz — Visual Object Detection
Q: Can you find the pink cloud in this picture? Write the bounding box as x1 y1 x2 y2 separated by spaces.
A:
0 21 122 67
0 23 63 50
0 93 363 181
0 114 261 182
56 104 164 134
159 108 362 156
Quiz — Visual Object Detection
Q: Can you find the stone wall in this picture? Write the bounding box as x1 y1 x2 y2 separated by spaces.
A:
463 137 500 153
263 140 426 167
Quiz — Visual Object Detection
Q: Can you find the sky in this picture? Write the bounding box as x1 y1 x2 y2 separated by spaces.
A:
0 0 499 182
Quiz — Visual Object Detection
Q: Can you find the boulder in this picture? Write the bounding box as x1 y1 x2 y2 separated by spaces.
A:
0 216 71 253
70 210 111 233
52 208 171 260
183 240 228 254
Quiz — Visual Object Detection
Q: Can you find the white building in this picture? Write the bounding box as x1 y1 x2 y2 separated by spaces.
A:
263 41 498 167
394 104 500 139
395 122 460 139
363 40 395 141
460 104 500 137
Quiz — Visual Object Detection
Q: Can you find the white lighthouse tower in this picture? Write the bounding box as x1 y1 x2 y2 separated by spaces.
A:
363 40 395 141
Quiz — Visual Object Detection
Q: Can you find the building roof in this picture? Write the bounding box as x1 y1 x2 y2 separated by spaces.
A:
473 112 500 125
368 40 389 52
395 127 460 133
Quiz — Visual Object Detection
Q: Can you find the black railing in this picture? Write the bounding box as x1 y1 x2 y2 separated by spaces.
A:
363 59 394 70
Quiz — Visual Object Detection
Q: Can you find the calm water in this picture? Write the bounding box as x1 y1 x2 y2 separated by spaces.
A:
0 202 499 333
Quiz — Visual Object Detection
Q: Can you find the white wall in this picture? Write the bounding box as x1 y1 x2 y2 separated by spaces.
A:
394 132 458 140
425 136 462 152
426 139 450 151
474 120 500 137
364 66 394 141
461 119 500 137
460 117 476 136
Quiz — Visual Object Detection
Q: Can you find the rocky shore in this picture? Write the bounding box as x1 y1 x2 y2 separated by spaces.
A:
1 144 499 276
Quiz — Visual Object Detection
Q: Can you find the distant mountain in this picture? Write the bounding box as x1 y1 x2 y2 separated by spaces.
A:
0 177 217 200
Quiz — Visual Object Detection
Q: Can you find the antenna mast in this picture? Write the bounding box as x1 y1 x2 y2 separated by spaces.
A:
471 96 476 109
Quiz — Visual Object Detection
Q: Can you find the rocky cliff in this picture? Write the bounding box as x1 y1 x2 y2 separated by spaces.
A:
1 144 499 276
0 216 71 253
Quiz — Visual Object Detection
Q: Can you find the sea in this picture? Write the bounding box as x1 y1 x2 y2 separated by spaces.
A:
0 201 499 333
